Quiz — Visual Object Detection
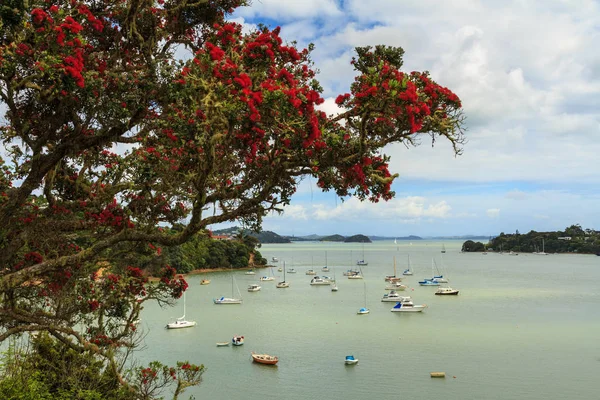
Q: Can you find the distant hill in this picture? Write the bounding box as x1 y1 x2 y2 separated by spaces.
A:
212 227 291 244
320 234 346 242
369 235 422 241
248 230 291 244
344 234 371 243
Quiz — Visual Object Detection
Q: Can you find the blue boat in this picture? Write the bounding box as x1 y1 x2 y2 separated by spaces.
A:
418 280 440 286
345 355 359 365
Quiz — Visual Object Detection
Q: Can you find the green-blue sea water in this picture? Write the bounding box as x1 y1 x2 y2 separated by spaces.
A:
138 240 600 400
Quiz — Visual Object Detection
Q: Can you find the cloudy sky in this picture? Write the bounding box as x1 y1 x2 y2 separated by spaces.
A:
222 0 600 237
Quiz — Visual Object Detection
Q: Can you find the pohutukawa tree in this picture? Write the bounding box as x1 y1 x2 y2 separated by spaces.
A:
0 0 464 397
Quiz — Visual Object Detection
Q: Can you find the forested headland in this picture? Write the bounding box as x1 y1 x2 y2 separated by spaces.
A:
462 224 600 254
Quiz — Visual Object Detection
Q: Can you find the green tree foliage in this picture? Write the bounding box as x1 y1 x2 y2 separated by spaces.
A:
461 240 485 252
0 0 464 397
488 225 600 254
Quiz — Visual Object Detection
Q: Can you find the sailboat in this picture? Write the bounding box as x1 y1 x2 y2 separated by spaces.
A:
538 238 549 255
356 243 368 266
357 280 369 314
331 268 338 292
322 251 330 272
402 255 413 276
213 269 243 304
276 261 290 288
441 244 446 253
260 267 275 281
385 256 401 282
166 291 197 329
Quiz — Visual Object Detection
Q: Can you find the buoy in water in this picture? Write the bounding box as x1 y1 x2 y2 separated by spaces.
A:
430 372 446 378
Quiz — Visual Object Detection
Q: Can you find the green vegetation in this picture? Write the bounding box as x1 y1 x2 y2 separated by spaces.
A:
320 234 346 242
463 225 600 254
461 240 486 252
344 234 372 243
164 232 266 274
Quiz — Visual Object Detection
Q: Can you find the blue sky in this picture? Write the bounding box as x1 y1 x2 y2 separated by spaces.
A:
225 0 600 237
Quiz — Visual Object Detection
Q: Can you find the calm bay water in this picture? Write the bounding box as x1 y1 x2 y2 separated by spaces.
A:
139 240 600 400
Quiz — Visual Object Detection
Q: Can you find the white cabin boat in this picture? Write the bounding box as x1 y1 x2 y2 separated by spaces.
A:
381 291 411 302
247 284 261 292
245 270 256 275
390 300 427 312
305 269 317 275
385 281 407 291
310 276 331 285
435 287 459 295
347 272 363 279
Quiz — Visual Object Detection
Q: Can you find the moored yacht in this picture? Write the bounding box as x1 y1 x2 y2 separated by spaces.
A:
310 276 331 285
435 287 459 295
390 299 427 312
381 291 411 302
247 284 261 292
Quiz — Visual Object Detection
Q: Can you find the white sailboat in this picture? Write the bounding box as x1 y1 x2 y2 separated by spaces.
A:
214 269 243 304
276 261 290 288
402 255 413 276
260 267 275 281
538 238 549 255
356 243 368 266
331 268 338 291
357 280 369 314
166 291 197 329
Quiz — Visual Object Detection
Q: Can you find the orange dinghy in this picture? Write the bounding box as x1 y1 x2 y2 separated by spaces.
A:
251 352 279 365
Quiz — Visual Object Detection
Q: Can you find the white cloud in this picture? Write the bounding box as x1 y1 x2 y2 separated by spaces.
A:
486 208 500 218
236 0 342 21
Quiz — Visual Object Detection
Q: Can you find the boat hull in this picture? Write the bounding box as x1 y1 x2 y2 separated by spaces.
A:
391 305 426 312
435 290 459 295
213 298 242 304
276 282 290 288
166 321 197 329
345 359 359 365
216 342 230 347
251 353 278 365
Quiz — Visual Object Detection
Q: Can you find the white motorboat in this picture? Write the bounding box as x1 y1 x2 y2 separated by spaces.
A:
390 300 427 312
247 284 261 292
167 292 196 329
287 268 297 273
245 270 256 275
347 272 363 279
271 257 279 262
306 269 317 275
381 291 411 302
385 281 407 291
435 287 459 295
310 276 331 285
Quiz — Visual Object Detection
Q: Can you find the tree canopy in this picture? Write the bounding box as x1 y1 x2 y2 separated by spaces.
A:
0 0 464 397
